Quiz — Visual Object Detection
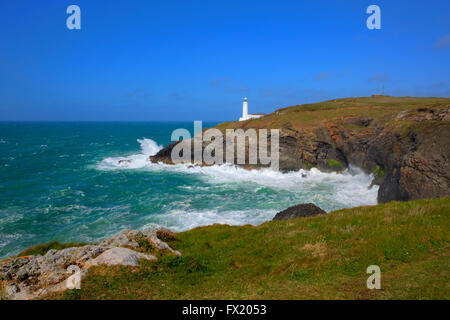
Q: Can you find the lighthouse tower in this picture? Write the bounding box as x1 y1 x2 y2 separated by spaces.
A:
239 97 264 121
239 98 249 121
242 97 248 119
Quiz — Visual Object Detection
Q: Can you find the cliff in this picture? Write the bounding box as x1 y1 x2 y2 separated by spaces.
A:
150 96 450 203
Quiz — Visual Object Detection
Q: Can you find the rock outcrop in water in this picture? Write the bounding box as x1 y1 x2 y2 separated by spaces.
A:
0 228 180 300
150 96 450 203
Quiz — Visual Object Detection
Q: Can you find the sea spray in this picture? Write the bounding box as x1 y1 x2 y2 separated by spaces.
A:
98 138 163 169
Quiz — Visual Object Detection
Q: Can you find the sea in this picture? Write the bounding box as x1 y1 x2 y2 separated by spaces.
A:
0 122 378 258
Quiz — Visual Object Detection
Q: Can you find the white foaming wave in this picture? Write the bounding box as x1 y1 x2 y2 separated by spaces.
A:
97 138 163 170
143 208 278 231
160 163 378 207
0 233 21 250
96 139 377 206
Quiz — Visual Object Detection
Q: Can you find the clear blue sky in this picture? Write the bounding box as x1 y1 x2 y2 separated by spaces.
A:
1 0 449 121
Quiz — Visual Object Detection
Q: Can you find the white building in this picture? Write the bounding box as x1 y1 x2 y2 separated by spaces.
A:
239 97 265 121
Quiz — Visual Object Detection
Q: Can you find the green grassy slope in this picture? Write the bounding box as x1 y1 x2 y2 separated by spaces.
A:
215 96 450 132
54 197 449 300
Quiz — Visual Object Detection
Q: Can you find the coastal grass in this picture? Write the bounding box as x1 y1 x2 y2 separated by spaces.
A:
215 96 450 132
51 197 449 300
17 241 87 257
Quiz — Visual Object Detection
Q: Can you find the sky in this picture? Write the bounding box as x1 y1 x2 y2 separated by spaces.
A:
0 0 449 121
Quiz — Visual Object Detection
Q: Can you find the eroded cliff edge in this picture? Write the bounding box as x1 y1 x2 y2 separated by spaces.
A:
151 96 450 203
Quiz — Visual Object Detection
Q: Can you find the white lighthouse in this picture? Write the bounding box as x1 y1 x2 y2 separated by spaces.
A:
239 97 265 121
242 97 248 119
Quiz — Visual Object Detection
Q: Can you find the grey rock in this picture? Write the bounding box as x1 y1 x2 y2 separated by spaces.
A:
1 227 180 300
86 247 157 267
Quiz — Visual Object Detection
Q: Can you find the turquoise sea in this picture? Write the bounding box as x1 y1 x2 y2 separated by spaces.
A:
0 122 378 258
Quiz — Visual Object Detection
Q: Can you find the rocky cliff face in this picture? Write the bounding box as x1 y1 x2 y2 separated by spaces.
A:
150 97 450 203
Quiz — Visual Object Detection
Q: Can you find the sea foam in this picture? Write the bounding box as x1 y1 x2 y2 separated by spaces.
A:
169 164 379 208
142 208 278 232
97 138 163 170
97 138 378 211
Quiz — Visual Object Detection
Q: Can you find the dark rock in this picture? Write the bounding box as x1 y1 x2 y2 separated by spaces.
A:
377 123 450 202
272 203 326 221
150 141 180 164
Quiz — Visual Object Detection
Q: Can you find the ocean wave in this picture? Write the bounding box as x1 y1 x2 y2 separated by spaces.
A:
97 138 163 170
96 138 378 208
0 233 21 249
172 164 379 207
142 208 278 231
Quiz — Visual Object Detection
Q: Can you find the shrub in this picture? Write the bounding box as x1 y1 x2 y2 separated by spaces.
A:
156 229 177 242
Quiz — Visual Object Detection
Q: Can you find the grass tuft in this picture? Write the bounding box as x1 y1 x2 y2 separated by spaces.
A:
17 241 87 257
